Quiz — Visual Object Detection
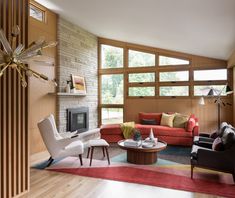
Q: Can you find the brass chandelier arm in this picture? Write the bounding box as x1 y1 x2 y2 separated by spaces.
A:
18 63 49 81
0 62 11 76
15 65 24 79
15 65 28 87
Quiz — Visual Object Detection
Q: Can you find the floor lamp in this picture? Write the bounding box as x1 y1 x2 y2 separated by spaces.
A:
206 85 233 129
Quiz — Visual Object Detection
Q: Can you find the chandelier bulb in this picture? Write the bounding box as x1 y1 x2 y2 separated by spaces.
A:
21 80 27 88
11 25 20 37
26 70 33 77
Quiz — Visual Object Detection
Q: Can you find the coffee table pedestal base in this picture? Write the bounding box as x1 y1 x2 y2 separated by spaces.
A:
127 150 157 165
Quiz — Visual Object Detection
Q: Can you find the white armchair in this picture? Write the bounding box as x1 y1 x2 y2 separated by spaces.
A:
37 114 84 167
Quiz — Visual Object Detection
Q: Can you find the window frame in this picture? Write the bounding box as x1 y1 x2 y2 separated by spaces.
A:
100 44 125 69
29 2 46 23
159 70 190 83
101 106 124 125
98 38 232 125
193 68 228 82
159 85 190 97
128 48 156 68
159 53 191 67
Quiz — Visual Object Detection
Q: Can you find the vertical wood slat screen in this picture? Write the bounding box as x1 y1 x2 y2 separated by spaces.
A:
0 0 29 197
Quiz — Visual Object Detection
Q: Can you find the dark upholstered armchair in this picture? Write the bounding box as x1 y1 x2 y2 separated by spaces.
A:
191 144 235 182
191 123 235 182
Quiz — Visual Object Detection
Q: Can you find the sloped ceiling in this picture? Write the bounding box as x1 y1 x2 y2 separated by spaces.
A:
36 0 235 60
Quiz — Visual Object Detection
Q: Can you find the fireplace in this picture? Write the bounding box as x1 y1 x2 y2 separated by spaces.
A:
67 107 89 133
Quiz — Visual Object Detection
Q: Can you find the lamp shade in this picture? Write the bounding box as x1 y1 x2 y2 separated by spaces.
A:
207 88 215 96
225 85 233 95
198 97 205 105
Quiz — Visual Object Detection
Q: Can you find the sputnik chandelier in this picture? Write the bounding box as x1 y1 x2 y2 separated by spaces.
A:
0 25 57 87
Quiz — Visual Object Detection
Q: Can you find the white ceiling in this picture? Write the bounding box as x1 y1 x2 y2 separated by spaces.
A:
36 0 235 60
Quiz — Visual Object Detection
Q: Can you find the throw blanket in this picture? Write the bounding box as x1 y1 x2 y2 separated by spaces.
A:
120 122 135 139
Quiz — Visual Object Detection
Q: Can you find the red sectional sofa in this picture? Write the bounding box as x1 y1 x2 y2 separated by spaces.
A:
101 112 199 146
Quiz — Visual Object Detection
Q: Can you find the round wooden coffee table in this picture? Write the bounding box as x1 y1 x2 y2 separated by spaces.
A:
118 140 167 165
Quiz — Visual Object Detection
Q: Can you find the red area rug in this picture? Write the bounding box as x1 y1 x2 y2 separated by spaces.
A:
50 165 235 197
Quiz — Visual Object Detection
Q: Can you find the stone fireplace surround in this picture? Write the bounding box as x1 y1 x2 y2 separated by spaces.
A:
56 17 98 133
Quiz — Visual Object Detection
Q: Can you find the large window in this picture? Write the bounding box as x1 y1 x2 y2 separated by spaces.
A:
30 4 45 22
159 55 190 66
129 50 155 67
159 86 189 96
101 74 124 104
99 40 230 125
101 45 123 69
159 71 189 82
194 85 226 96
129 87 155 97
101 108 123 124
194 69 227 81
128 73 155 83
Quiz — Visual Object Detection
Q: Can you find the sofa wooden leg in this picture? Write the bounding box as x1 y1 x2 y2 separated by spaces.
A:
89 147 94 166
105 147 110 165
102 147 105 157
87 147 90 158
79 154 83 166
47 157 54 167
191 165 194 179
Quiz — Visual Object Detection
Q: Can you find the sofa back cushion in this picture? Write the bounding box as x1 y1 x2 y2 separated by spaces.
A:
139 112 162 125
173 113 189 128
160 113 176 127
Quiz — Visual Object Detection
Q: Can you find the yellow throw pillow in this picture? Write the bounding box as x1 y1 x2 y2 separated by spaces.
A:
173 113 189 128
160 113 176 127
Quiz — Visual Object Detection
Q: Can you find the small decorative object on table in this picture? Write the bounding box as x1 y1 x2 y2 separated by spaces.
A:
145 128 158 146
149 128 154 140
133 129 142 141
124 139 141 147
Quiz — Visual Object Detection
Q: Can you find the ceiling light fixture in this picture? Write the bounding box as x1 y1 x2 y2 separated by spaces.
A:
0 26 57 87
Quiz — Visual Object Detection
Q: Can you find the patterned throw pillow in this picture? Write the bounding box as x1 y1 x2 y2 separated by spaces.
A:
212 137 224 151
173 113 189 128
160 113 176 127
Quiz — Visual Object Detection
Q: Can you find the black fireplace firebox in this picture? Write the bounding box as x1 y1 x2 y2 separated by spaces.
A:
67 107 89 133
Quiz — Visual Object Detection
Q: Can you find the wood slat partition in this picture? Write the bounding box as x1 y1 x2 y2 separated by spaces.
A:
0 0 29 197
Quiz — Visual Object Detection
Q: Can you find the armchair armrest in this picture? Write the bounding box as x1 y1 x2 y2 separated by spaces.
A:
57 136 81 148
198 133 210 137
198 136 214 143
196 141 213 149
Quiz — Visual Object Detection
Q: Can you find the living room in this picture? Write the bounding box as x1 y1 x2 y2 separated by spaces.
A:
1 0 235 197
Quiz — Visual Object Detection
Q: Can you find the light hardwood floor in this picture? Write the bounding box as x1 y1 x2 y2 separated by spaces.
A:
24 147 222 198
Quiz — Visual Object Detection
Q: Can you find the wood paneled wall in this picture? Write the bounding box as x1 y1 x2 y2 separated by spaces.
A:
0 0 29 197
228 50 235 68
29 0 57 155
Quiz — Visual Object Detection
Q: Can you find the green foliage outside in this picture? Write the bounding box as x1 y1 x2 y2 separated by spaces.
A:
129 50 155 67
